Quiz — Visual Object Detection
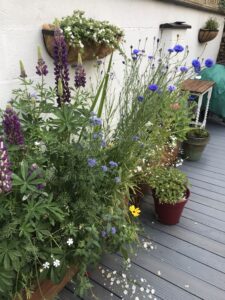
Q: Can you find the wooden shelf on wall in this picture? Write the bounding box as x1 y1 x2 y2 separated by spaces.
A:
157 0 225 15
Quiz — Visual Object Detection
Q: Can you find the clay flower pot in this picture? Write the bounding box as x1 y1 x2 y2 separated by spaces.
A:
198 29 219 43
153 189 190 225
42 26 117 64
17 266 78 300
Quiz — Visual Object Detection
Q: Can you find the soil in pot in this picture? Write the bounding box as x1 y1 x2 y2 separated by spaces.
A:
182 132 210 161
153 189 190 225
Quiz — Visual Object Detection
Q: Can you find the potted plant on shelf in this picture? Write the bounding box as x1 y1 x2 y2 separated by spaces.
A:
182 127 210 161
198 17 219 43
42 10 124 63
148 167 190 225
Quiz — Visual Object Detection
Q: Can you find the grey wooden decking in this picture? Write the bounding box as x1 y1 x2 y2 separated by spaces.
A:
59 121 225 300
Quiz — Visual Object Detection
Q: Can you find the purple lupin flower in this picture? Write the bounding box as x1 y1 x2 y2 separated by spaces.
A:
53 28 71 106
36 46 48 76
74 53 86 88
3 107 24 146
0 138 12 193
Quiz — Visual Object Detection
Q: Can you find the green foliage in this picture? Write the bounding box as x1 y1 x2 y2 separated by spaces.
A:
0 36 195 297
204 17 219 31
148 167 188 204
187 127 209 138
55 10 124 50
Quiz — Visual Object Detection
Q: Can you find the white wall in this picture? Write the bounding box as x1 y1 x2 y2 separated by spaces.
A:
0 0 224 107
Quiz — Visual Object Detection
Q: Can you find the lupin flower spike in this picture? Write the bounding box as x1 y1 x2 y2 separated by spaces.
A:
0 137 12 193
36 46 48 76
74 53 86 88
3 107 24 146
19 60 27 78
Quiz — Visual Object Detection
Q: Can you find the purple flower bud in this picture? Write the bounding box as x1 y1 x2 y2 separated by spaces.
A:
90 116 103 126
0 138 12 193
101 231 107 238
3 107 24 146
101 165 108 172
132 135 139 141
138 96 144 102
205 58 214 68
19 60 27 78
111 227 116 234
109 161 118 167
167 85 176 92
88 158 97 167
180 66 188 73
75 64 86 88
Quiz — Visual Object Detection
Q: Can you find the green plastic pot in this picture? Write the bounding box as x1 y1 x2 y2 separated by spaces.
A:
182 133 210 161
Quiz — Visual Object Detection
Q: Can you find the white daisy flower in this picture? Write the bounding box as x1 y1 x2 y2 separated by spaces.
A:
43 261 50 269
53 259 60 267
67 238 74 246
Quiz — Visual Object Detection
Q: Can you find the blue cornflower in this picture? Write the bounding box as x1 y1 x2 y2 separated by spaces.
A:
180 66 188 73
148 84 158 92
192 59 201 73
168 48 174 53
109 161 118 167
90 116 103 126
138 96 144 102
205 58 214 68
114 177 121 183
148 55 154 59
101 165 108 172
132 135 139 141
192 59 201 68
87 158 97 167
111 227 117 234
101 231 107 238
167 85 176 92
132 49 140 55
173 44 184 53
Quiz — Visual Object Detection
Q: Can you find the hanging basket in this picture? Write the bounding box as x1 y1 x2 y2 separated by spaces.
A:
42 25 116 64
198 29 219 43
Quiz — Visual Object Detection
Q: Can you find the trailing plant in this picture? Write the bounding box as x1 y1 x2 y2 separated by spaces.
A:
187 127 209 138
54 10 124 50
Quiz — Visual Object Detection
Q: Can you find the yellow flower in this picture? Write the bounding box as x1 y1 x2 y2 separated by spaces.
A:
129 205 141 217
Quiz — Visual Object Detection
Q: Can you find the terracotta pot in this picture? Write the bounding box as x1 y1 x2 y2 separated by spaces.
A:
198 29 219 43
160 142 181 166
153 189 190 225
17 266 77 300
42 28 116 63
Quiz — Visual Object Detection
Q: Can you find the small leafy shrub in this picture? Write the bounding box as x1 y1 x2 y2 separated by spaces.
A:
187 127 209 138
147 167 189 204
204 17 219 30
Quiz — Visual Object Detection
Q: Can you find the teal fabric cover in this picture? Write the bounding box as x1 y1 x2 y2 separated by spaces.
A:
200 64 225 118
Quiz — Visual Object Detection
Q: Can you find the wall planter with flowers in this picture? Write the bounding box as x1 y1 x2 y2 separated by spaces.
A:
42 10 123 63
148 167 190 225
198 17 219 43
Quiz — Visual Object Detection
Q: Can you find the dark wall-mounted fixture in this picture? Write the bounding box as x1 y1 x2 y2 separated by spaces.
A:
160 22 192 29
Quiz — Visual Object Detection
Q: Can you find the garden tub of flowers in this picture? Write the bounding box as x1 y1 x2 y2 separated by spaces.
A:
42 10 123 63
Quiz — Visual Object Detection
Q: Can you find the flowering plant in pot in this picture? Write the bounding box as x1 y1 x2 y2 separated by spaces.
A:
0 32 141 299
147 167 190 225
182 127 210 161
42 10 124 63
198 17 219 43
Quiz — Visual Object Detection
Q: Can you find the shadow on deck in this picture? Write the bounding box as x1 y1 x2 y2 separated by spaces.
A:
59 121 225 300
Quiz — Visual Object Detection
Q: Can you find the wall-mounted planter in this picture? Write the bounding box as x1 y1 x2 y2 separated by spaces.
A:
42 28 115 64
198 29 219 43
